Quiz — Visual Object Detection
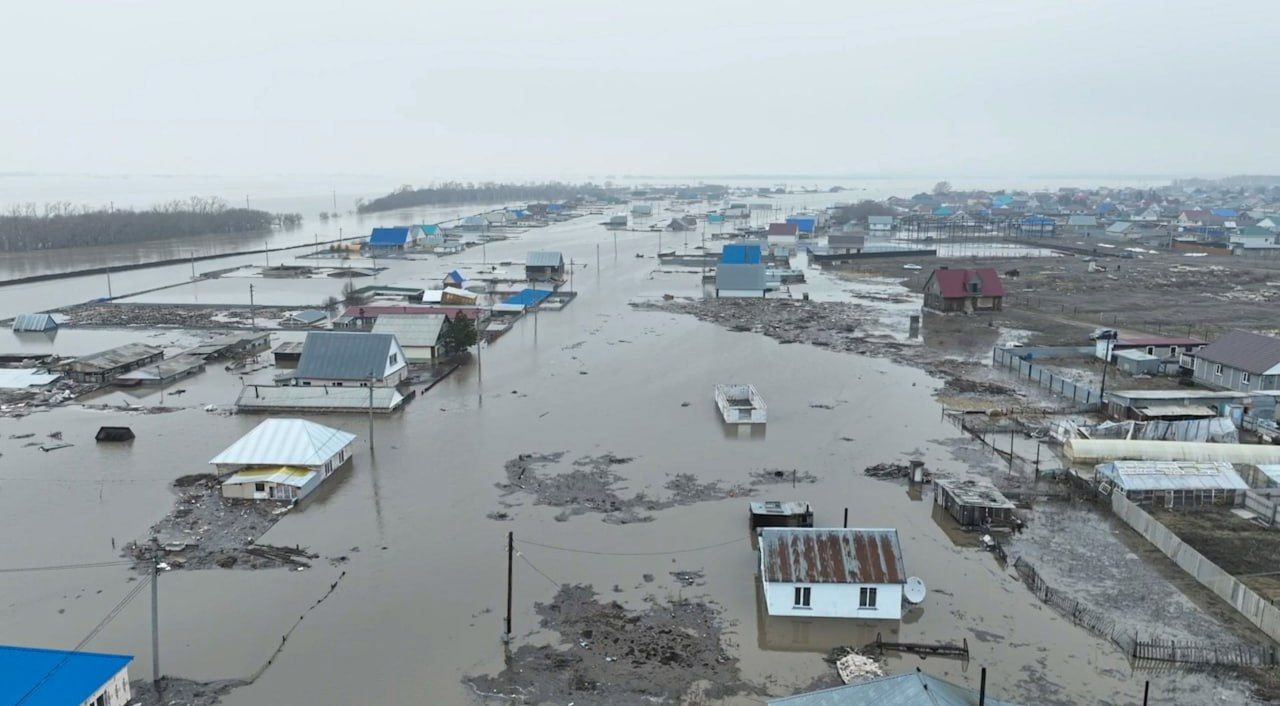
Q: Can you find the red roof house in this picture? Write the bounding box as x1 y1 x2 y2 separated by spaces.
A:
768 222 799 236
922 268 1005 313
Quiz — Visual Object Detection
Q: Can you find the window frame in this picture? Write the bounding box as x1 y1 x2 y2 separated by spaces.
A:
792 585 812 609
1242 371 1251 385
859 586 878 609
1214 363 1223 376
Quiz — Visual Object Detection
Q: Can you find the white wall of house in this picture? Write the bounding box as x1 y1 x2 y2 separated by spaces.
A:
80 666 131 706
762 579 903 620
1193 357 1280 392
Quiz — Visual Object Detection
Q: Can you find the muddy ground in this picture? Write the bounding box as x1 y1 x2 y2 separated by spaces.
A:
835 249 1280 343
1152 508 1280 602
130 678 247 706
123 474 316 572
496 452 755 524
466 584 753 705
56 302 296 329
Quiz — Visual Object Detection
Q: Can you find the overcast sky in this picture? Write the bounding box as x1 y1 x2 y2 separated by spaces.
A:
4 0 1277 181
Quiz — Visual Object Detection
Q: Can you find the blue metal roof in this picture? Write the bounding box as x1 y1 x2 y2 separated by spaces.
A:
722 244 761 264
368 227 410 246
503 289 552 308
707 214 725 223
786 216 817 233
1020 215 1054 226
421 224 441 235
932 207 954 216
1096 202 1117 215
0 645 132 706
1211 208 1238 218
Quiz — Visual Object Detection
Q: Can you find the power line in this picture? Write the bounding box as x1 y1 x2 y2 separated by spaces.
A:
0 560 133 574
15 574 152 706
514 536 746 557
516 552 560 590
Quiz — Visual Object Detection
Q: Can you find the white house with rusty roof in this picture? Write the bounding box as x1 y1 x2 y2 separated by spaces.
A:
758 527 906 620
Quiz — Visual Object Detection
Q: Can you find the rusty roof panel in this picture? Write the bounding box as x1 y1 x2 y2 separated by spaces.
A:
760 528 904 584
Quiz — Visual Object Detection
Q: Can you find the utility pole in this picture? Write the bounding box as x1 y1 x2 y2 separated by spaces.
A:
189 252 196 280
246 195 251 209
265 240 270 268
151 539 160 687
1099 333 1115 402
613 231 618 259
367 375 375 454
249 284 257 330
596 243 600 272
105 267 113 299
504 530 514 643
332 190 338 212
569 259 574 292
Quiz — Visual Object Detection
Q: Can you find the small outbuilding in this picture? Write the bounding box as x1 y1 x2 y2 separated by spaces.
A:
282 309 329 328
758 527 906 620
371 314 448 363
749 501 813 532
716 244 767 298
95 426 135 442
1096 460 1248 508
1113 348 1161 375
11 313 58 332
526 251 565 282
934 478 1017 529
62 343 165 383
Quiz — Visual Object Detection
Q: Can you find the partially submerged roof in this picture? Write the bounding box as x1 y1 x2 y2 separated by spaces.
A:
750 501 811 516
235 385 405 412
115 354 206 382
0 644 133 706
722 244 762 264
0 368 60 389
526 251 564 268
223 466 318 488
1196 330 1280 375
768 222 799 235
368 226 410 246
768 671 1024 706
296 331 400 380
759 528 904 585
209 418 356 467
371 314 447 347
935 478 1015 509
1066 215 1098 227
70 343 163 372
503 289 553 308
1097 460 1248 492
287 309 329 324
11 313 57 331
924 268 1004 298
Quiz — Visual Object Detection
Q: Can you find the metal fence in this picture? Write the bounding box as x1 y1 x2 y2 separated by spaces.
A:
1244 491 1280 528
992 346 1101 409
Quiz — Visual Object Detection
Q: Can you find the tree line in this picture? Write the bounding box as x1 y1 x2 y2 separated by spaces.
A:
356 181 618 214
0 197 301 252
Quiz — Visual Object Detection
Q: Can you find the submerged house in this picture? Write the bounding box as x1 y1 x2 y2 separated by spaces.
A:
1192 330 1280 392
758 527 907 620
0 645 134 706
367 226 414 250
934 478 1017 528
293 331 408 386
62 343 165 383
212 418 357 502
11 313 58 332
921 268 1004 313
526 251 565 282
715 244 767 298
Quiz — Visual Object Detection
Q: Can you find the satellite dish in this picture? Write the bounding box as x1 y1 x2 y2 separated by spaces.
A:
904 576 927 605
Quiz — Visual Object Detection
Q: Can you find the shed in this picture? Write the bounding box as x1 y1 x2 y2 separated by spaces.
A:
758 527 906 620
786 216 817 234
1096 460 1248 507
768 223 799 236
281 310 329 328
503 289 553 309
113 354 206 386
722 244 762 264
443 270 468 288
11 313 58 332
63 343 165 383
768 671 1024 706
526 251 565 281
1114 348 1161 375
371 314 447 363
749 501 813 531
95 426 135 442
293 331 408 386
934 478 1017 528
0 644 134 706
272 341 305 364
867 215 894 232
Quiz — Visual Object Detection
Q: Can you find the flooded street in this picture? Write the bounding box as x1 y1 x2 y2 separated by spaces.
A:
0 198 1262 704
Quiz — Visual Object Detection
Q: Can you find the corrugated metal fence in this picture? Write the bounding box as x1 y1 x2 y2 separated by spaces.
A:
1244 491 1280 528
992 346 1102 409
1112 492 1280 648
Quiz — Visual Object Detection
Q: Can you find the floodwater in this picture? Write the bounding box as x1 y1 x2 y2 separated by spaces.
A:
0 195 1262 705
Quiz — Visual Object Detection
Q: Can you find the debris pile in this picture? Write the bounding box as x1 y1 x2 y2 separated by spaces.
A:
59 303 295 329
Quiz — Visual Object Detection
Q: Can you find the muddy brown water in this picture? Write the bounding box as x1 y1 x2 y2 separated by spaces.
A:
0 204 1263 704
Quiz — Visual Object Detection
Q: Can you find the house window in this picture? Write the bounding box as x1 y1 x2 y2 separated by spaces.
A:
1169 346 1177 357
793 586 811 608
1146 346 1155 355
1242 372 1251 385
255 483 265 492
389 353 398 366
859 587 878 608
1214 363 1223 376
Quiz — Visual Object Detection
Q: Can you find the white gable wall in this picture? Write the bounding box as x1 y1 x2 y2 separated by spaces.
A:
762 579 902 619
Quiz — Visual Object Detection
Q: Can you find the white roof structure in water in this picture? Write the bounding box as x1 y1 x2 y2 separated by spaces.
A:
1096 460 1248 492
0 369 60 389
209 418 355 468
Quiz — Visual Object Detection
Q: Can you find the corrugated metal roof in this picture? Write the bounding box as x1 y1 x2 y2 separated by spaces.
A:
768 672 1023 706
1097 460 1248 492
0 644 132 706
236 386 405 411
0 369 60 389
526 251 564 268
209 418 356 467
287 309 329 324
223 466 318 488
503 289 553 308
1066 215 1097 227
759 528 904 584
1197 330 1280 375
70 343 164 372
716 263 766 292
371 314 446 347
926 268 1004 298
722 244 762 264
368 227 410 246
295 331 402 381
11 313 57 331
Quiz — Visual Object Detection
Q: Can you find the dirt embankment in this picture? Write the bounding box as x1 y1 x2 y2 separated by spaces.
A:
123 474 316 572
130 678 247 706
496 452 754 524
466 584 752 705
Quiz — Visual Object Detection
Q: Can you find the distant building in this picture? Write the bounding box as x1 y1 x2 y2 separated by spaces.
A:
921 268 1004 313
1105 221 1139 238
1193 330 1280 392
758 527 906 620
526 251 565 282
715 244 766 298
443 270 467 288
1095 336 1205 362
934 478 1017 528
1019 215 1055 237
768 671 1025 706
867 215 894 233
371 314 448 363
293 331 408 386
212 418 356 502
11 313 57 332
0 644 133 706
62 343 165 383
281 309 329 328
786 215 817 235
827 234 865 255
1066 214 1098 234
367 226 413 250
440 287 478 306
768 222 799 237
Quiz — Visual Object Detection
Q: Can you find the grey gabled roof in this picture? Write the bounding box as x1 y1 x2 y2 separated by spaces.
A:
715 262 766 292
527 251 564 268
296 331 398 380
371 314 446 347
1066 215 1097 226
1197 330 1280 375
768 672 1024 706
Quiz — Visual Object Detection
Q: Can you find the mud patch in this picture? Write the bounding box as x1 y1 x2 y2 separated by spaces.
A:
130 677 248 706
123 474 314 571
465 584 751 705
749 469 819 486
498 452 752 524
